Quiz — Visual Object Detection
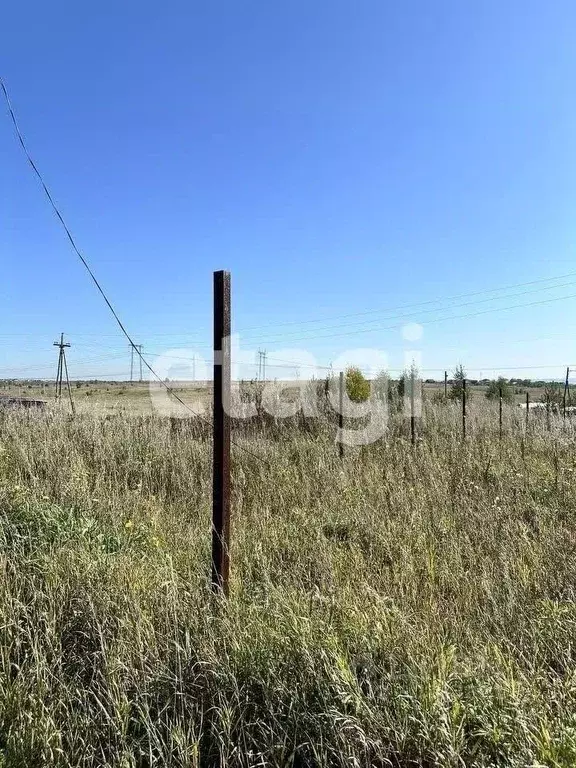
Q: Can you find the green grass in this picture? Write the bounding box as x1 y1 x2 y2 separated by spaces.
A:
0 403 575 766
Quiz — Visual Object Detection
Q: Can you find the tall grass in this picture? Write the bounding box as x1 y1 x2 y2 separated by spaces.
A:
0 403 575 766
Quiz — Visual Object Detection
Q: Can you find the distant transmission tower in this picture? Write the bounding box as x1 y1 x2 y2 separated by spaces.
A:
53 332 75 414
257 349 267 381
130 344 143 383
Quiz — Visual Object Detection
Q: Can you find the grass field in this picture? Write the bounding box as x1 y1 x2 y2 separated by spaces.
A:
0 377 556 417
1 393 576 766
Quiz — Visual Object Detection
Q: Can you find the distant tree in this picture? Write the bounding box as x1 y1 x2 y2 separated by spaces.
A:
449 364 470 401
345 366 371 403
541 383 564 406
372 370 389 402
485 377 514 403
396 373 406 400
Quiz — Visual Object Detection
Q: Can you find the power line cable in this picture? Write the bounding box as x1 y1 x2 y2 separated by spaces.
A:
0 77 268 465
234 270 576 333
234 280 576 343
0 353 129 375
242 291 576 346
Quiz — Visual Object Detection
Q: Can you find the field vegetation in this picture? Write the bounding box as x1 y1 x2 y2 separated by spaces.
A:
0 392 576 766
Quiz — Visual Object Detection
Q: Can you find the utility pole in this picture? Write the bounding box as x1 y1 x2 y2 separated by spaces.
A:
257 350 267 382
130 344 143 384
53 333 75 415
55 338 63 398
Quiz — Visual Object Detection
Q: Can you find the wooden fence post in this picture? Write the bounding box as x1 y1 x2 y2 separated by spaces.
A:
212 270 231 596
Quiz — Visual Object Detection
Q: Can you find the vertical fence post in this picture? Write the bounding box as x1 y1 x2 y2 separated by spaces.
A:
444 370 448 399
410 369 416 445
525 391 529 432
462 378 467 439
499 385 503 440
563 366 570 419
339 371 344 459
212 270 231 596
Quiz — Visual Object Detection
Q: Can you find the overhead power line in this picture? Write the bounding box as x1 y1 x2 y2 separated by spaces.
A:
0 78 267 465
2 267 573 351
233 280 576 344
2 76 574 428
241 291 576 347
234 270 576 333
0 77 204 414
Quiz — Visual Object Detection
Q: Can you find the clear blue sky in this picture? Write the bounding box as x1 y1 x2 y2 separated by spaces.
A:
1 0 576 381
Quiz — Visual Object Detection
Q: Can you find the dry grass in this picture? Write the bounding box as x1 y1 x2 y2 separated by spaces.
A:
0 401 575 766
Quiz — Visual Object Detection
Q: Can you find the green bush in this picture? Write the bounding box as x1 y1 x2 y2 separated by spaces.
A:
485 377 514 403
449 364 471 401
345 366 370 402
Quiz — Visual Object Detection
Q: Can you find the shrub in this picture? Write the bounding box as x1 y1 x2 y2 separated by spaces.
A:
449 364 471 401
485 377 514 403
541 384 564 406
345 367 370 403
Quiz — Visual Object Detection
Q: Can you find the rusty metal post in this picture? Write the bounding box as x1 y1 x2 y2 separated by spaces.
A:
462 378 467 439
525 391 529 432
212 270 231 596
410 369 416 445
339 371 344 459
499 385 503 440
